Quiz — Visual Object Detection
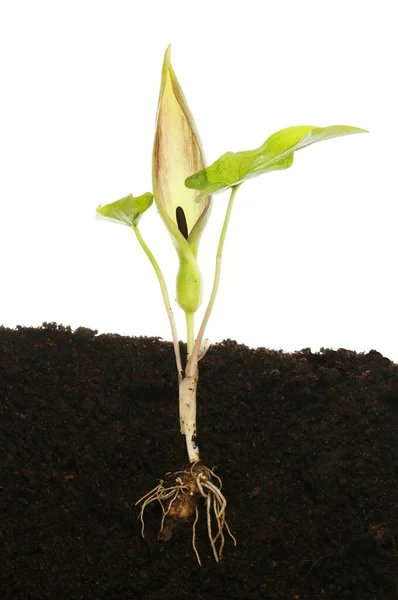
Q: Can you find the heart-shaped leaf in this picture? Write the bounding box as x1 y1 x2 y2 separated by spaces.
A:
186 125 368 202
96 193 153 227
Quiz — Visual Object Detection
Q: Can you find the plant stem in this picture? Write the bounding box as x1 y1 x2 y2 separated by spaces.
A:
185 311 195 357
133 225 183 382
179 185 240 464
179 357 200 462
191 184 241 364
179 311 199 462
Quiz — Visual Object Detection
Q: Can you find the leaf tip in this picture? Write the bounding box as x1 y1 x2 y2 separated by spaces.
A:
164 44 172 64
161 44 172 79
349 126 369 134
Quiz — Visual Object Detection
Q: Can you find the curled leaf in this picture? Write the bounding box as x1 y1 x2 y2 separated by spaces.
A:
96 193 153 228
186 125 368 202
153 45 211 258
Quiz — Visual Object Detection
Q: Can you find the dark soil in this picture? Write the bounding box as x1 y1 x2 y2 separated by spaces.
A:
1 323 398 599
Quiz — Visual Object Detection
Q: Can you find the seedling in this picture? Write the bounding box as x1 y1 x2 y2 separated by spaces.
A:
96 45 367 564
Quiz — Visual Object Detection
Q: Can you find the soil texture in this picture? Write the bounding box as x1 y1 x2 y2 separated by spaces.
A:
1 323 398 599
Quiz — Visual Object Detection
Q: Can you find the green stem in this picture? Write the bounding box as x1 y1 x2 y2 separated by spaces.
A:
190 184 241 363
133 225 183 381
185 311 195 358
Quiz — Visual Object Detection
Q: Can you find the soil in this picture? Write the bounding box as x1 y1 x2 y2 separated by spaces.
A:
1 323 397 600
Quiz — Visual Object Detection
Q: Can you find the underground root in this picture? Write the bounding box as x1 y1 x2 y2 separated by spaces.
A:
135 464 236 565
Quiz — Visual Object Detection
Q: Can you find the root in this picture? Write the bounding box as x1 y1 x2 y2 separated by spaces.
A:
135 464 236 565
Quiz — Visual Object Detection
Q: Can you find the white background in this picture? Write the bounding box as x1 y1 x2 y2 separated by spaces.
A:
1 1 397 360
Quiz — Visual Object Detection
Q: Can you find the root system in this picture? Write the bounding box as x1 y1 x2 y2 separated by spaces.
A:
136 464 236 565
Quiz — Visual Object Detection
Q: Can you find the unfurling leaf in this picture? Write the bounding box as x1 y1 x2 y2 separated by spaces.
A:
186 125 368 202
96 193 153 228
153 45 211 259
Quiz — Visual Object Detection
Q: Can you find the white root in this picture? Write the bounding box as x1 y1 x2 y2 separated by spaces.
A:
192 506 202 566
136 479 189 538
135 465 236 565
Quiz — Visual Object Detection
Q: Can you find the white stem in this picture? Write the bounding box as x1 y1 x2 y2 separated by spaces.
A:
179 356 200 463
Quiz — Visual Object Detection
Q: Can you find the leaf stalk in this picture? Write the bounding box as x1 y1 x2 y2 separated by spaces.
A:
133 225 183 382
190 184 241 365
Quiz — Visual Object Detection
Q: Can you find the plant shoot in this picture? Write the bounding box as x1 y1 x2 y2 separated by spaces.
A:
96 45 367 564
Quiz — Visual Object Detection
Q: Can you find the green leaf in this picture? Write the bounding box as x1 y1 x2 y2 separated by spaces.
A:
185 125 368 202
96 193 153 227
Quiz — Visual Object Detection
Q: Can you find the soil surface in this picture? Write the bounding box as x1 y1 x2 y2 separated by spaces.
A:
1 323 398 599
